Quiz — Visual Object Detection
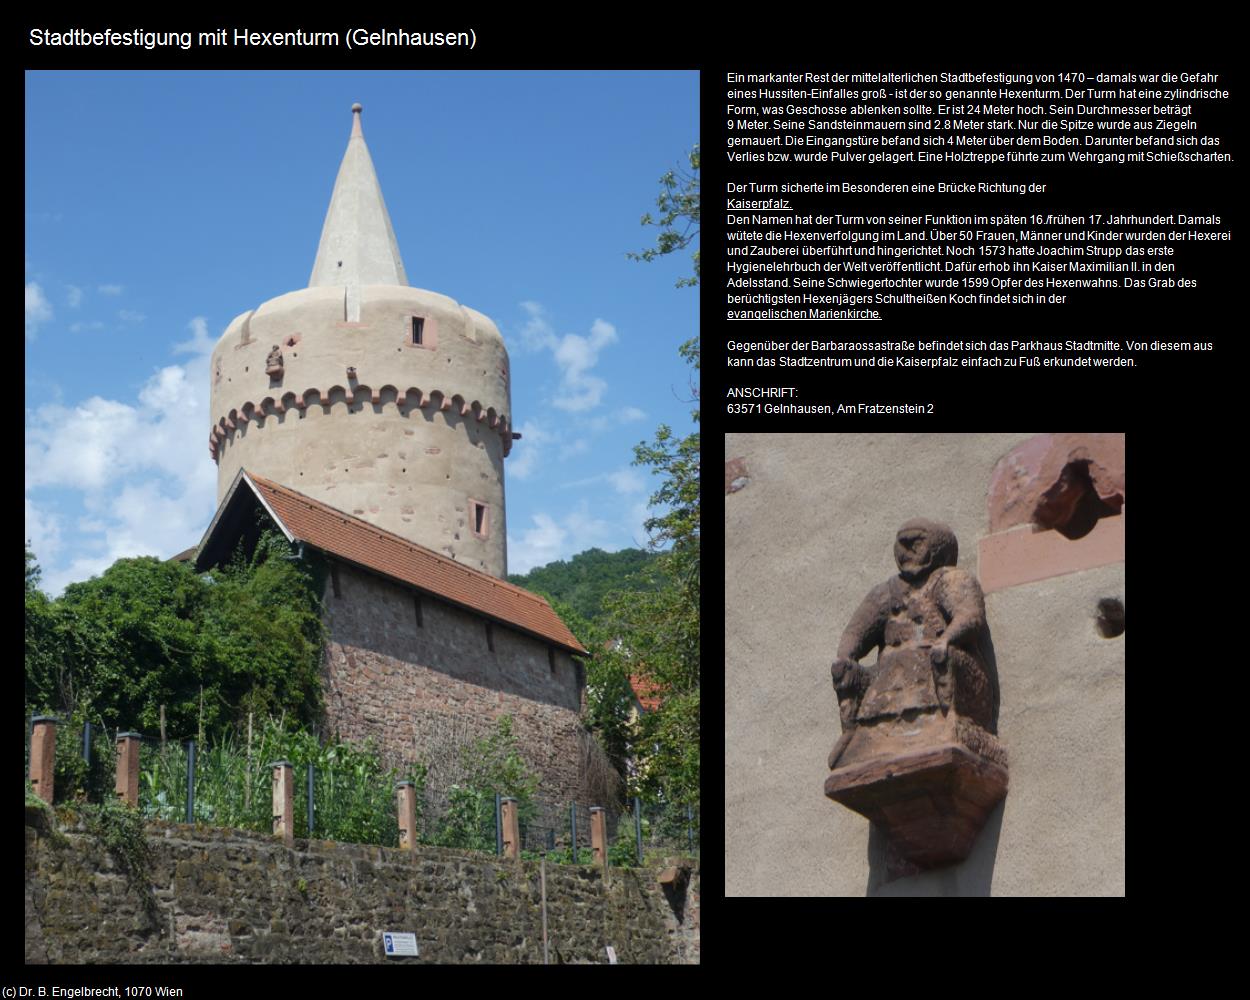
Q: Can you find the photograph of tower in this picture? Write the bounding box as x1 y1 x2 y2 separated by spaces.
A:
27 70 698 828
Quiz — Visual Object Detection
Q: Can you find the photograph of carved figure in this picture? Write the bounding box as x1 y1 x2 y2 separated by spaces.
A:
725 433 1124 897
26 70 699 964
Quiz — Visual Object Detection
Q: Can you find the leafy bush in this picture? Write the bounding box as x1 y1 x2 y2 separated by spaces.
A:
433 716 539 852
25 526 324 747
137 717 425 847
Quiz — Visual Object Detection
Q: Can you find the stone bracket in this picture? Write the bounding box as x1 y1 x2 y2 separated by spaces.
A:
824 743 1007 871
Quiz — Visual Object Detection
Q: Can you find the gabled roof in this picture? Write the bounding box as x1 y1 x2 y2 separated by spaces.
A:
196 470 587 655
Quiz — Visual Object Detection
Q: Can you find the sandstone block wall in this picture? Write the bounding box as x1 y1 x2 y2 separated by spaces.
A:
25 809 698 964
211 284 512 578
322 562 586 807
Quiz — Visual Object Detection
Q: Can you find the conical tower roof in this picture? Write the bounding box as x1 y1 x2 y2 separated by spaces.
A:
308 103 408 290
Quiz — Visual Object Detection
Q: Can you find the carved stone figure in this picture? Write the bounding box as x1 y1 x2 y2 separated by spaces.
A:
265 345 284 377
824 519 1007 871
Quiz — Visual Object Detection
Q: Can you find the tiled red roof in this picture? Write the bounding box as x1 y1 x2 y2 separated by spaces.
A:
629 674 664 712
245 472 588 654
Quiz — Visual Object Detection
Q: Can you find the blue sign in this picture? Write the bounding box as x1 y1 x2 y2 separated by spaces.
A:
382 931 419 957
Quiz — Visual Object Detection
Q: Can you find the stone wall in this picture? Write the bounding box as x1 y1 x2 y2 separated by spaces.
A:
25 808 698 964
211 282 512 578
322 561 587 808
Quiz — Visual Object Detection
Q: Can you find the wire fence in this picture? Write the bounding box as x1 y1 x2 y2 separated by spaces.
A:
26 717 699 865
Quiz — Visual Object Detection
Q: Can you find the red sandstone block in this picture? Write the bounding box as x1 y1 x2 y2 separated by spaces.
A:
978 513 1124 592
988 433 1124 533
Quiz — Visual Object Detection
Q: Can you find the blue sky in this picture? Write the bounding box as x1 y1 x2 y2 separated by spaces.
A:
25 71 699 594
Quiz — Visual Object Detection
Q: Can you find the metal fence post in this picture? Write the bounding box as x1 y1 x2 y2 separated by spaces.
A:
570 803 578 864
687 803 694 854
82 721 92 769
185 740 196 823
494 793 503 856
30 716 60 804
634 796 643 865
307 764 315 838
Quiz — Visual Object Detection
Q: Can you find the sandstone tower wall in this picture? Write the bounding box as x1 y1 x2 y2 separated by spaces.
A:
209 285 512 577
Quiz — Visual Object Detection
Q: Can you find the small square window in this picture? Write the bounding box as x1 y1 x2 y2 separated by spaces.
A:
413 594 424 628
411 317 424 346
485 623 495 652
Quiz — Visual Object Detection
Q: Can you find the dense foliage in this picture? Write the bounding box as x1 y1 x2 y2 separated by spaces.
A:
507 547 659 623
138 717 422 846
606 147 701 811
24 527 325 744
433 716 540 852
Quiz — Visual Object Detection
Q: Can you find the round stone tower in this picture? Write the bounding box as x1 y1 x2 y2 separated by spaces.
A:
208 105 512 578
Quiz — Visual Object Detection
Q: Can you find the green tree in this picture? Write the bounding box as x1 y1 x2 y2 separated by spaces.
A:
26 543 41 594
507 547 659 623
24 545 57 710
604 358 700 808
56 557 209 737
23 524 325 744
197 529 325 731
628 144 700 288
615 147 701 812
543 596 634 802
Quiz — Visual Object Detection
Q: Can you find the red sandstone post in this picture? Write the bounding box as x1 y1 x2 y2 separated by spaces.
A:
590 806 607 868
500 797 520 859
29 716 59 805
396 781 417 850
114 732 142 807
270 761 295 845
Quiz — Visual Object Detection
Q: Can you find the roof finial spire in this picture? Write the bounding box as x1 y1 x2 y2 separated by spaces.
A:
308 103 408 290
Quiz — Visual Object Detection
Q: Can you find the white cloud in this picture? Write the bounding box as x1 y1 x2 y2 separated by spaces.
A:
66 285 83 308
174 316 214 355
118 309 146 324
558 466 646 495
607 468 646 494
551 319 616 412
626 498 654 549
588 405 649 432
507 502 622 574
508 512 567 574
24 498 63 563
25 318 219 596
507 419 554 481
25 282 53 338
98 284 124 296
519 300 558 351
43 480 212 592
69 321 105 333
516 302 618 412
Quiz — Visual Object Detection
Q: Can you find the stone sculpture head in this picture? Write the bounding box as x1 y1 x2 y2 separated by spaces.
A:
893 518 958 582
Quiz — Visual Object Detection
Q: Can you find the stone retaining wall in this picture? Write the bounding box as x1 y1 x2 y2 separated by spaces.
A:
24 807 698 964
